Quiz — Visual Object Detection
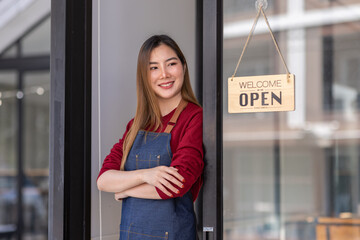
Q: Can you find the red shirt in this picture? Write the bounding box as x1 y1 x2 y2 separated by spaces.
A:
98 102 204 201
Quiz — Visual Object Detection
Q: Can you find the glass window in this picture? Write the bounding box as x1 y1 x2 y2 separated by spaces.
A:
1 45 17 58
223 1 360 239
22 18 50 56
0 14 50 239
305 0 360 10
224 0 276 19
23 71 49 238
0 71 18 233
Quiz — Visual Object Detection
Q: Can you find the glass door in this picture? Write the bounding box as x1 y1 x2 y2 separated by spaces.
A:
222 0 360 239
0 71 18 235
0 15 50 239
0 70 49 240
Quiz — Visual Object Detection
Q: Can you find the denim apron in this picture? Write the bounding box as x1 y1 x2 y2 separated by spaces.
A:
119 100 196 240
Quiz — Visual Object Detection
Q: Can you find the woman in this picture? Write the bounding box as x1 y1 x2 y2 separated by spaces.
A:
97 35 204 240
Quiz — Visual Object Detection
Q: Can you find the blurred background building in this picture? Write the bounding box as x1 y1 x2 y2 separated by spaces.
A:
1 0 360 239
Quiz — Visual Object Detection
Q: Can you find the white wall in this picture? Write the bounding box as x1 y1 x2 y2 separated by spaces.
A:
91 1 196 239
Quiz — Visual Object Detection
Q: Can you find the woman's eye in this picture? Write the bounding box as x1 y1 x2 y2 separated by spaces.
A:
169 62 177 66
150 66 157 70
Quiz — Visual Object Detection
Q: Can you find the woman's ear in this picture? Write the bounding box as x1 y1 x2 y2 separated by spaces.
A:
183 64 187 73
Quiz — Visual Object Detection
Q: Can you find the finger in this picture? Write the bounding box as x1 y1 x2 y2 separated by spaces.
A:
114 194 121 201
159 178 179 194
166 168 185 183
156 184 172 197
163 174 183 189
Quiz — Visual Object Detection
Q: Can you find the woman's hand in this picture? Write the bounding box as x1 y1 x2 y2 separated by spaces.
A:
114 191 128 201
140 166 185 197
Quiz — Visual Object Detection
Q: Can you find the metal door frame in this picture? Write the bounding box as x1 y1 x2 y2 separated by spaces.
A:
198 0 223 239
49 0 92 239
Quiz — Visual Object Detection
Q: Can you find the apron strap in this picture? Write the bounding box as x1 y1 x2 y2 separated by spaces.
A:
164 99 188 133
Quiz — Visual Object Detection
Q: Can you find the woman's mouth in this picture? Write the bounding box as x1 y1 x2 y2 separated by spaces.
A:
159 81 174 89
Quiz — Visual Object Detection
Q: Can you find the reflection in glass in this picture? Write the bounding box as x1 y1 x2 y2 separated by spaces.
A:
22 18 50 56
0 71 49 239
1 45 17 58
0 71 18 235
23 72 49 238
223 1 360 239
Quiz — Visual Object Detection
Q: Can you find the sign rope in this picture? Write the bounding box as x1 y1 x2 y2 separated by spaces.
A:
228 2 295 114
231 4 290 81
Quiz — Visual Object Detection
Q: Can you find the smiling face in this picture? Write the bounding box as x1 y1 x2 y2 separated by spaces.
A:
148 44 185 106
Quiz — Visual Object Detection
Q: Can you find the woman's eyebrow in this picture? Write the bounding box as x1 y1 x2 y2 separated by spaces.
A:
149 57 178 65
165 57 178 62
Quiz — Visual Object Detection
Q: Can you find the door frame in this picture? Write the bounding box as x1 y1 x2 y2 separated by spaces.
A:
198 0 223 239
49 0 92 239
50 0 223 239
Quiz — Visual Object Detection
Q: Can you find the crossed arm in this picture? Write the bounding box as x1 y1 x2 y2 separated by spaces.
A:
97 109 203 201
97 166 185 201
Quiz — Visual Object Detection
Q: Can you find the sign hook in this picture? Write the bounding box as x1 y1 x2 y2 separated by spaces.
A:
255 0 268 11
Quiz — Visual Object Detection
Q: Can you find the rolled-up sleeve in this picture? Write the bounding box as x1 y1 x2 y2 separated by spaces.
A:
156 110 203 199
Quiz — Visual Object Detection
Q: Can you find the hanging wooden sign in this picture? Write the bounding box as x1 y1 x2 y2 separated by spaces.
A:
228 74 295 113
228 2 295 113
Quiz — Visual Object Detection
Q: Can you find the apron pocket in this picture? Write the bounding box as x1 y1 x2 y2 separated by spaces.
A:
120 224 169 240
135 153 161 170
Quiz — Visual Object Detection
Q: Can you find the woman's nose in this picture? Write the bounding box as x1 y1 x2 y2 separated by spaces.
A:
160 66 169 79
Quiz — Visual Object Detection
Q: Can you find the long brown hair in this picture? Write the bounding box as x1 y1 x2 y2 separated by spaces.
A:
120 35 200 170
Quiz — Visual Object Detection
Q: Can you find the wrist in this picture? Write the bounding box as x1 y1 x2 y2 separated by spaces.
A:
137 169 146 183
